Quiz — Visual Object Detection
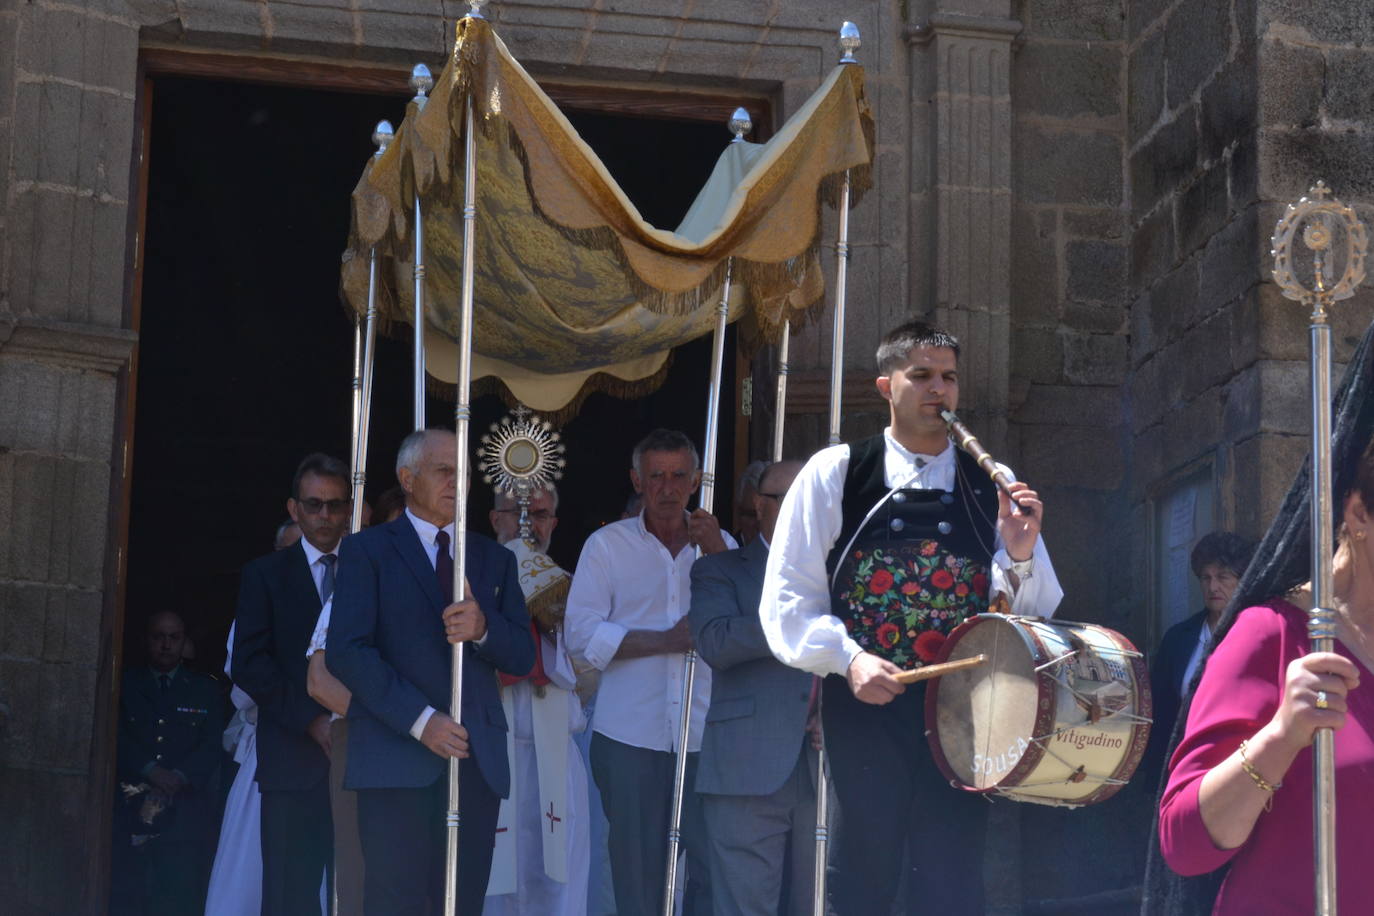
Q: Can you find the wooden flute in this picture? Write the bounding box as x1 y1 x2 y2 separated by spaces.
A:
941 408 1030 514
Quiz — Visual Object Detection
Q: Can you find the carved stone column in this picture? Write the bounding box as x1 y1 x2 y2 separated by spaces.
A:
910 6 1020 453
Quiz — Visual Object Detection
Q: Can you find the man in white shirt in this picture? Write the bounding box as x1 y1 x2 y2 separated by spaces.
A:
760 320 1063 914
565 428 735 916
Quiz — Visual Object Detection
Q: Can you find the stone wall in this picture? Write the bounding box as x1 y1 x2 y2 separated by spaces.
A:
0 0 140 912
1126 0 1374 652
1006 1 1137 908
1009 0 1129 632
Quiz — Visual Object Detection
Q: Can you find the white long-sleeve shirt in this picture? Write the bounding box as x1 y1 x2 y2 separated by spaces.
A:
761 432 1063 678
564 513 736 753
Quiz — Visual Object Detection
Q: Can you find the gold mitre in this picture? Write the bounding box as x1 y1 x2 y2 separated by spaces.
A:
504 536 569 631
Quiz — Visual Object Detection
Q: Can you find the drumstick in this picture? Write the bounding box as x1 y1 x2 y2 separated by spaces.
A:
893 654 988 684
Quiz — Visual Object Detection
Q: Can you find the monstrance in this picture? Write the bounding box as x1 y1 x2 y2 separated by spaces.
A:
478 404 567 543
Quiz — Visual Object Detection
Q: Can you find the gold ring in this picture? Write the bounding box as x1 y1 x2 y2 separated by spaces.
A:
1316 690 1330 710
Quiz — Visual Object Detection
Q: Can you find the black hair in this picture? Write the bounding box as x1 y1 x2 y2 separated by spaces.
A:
291 452 350 499
875 319 961 374
1189 531 1257 579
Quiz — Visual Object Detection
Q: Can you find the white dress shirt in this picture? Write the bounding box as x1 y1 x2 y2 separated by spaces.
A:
761 431 1064 678
405 508 458 741
564 513 737 753
305 599 341 722
300 537 338 603
1180 616 1214 695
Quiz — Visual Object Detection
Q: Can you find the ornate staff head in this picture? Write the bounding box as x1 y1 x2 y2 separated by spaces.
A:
478 404 566 542
838 21 861 65
1271 180 1368 322
729 107 752 144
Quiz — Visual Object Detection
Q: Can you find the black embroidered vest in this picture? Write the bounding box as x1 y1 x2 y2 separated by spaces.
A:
826 434 999 669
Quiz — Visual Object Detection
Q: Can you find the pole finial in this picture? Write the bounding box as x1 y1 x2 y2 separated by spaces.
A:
372 120 395 157
410 64 434 109
1270 180 1368 318
728 107 752 144
466 0 488 19
839 21 861 65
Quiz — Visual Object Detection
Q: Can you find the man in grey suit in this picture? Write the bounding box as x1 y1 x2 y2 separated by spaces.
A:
688 460 817 916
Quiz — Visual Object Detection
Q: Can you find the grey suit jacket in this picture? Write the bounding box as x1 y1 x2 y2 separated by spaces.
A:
688 537 814 796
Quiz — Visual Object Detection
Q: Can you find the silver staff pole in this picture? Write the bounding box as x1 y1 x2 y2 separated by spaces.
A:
772 320 790 461
1271 182 1368 916
443 5 484 911
350 121 392 535
350 313 363 483
410 63 433 430
811 23 861 916
662 257 734 916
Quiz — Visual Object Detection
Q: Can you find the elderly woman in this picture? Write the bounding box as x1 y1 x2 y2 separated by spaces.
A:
1154 327 1374 914
1149 531 1257 770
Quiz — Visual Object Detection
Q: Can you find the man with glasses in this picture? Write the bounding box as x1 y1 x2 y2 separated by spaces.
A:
483 484 593 915
688 460 818 916
233 452 351 915
490 487 558 554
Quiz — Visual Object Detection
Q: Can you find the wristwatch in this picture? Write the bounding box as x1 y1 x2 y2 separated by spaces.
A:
1008 556 1034 580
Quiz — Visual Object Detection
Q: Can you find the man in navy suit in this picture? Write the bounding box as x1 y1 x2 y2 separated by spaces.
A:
233 452 351 915
328 428 536 916
688 460 818 915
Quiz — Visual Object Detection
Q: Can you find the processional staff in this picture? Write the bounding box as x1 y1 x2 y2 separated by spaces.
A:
1270 181 1369 916
810 21 861 916
443 6 487 916
662 254 736 915
410 64 433 430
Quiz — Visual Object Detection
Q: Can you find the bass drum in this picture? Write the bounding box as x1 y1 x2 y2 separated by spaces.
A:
925 614 1152 807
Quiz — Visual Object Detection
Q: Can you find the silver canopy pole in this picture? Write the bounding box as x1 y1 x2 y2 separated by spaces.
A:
826 164 852 447
772 320 790 462
813 23 861 916
443 5 485 912
350 314 362 487
411 63 433 431
351 120 392 534
662 257 734 916
1270 181 1368 916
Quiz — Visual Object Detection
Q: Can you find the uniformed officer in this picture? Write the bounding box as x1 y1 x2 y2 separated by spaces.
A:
111 610 224 916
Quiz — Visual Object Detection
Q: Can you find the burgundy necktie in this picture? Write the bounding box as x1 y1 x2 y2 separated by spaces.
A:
434 529 454 605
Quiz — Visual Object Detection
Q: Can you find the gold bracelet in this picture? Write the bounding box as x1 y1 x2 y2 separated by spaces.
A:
1239 739 1281 811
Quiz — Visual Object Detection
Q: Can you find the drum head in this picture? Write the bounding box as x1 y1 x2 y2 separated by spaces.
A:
928 616 1039 790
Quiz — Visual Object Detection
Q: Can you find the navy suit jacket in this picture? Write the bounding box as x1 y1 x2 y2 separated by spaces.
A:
232 541 330 791
688 538 814 796
1146 608 1210 773
327 515 535 797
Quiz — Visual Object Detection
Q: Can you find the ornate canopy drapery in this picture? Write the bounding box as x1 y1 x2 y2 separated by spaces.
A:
340 16 873 418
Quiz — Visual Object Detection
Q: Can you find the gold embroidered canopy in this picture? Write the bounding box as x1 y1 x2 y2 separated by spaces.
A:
340 17 873 418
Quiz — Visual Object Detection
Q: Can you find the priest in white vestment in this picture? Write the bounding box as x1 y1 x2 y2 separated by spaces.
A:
484 488 590 916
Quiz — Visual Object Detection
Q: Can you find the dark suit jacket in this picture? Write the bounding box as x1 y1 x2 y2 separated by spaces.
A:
231 541 330 791
688 538 814 797
1142 608 1211 788
327 515 534 797
116 667 224 789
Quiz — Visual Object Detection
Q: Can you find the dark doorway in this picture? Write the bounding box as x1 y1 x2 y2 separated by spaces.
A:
125 75 742 680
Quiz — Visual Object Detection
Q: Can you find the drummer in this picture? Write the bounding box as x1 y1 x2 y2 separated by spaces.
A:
759 318 1064 914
